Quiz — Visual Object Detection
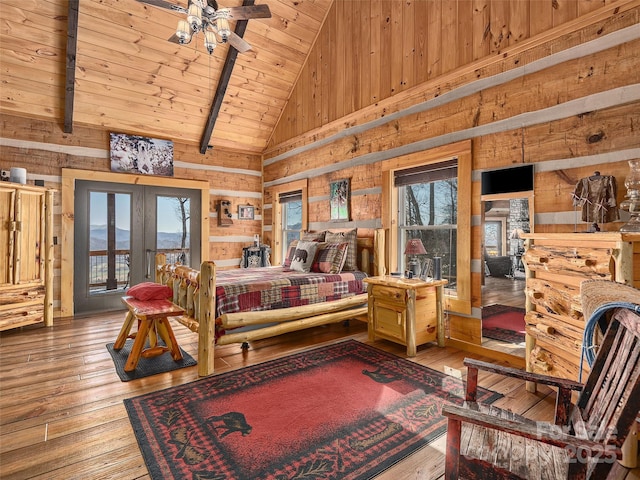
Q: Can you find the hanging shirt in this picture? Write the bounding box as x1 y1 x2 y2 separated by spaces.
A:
572 175 619 224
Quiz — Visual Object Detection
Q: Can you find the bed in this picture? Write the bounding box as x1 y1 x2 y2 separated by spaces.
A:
155 229 386 376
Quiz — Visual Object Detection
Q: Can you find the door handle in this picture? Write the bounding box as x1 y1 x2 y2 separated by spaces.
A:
146 248 157 279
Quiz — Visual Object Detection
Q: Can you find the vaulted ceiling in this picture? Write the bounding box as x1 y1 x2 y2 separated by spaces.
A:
1 0 332 153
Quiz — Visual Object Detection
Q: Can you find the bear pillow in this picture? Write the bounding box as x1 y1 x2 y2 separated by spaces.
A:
289 241 319 273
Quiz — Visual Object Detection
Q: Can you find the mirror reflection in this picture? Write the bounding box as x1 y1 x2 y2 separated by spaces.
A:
482 196 531 357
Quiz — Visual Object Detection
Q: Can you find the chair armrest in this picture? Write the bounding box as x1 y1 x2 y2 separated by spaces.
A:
463 358 584 426
441 403 621 461
463 358 584 390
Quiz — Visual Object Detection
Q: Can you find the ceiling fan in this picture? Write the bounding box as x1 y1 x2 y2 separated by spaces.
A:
136 0 271 54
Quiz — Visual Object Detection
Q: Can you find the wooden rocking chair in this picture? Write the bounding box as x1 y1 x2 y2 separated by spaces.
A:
442 295 640 479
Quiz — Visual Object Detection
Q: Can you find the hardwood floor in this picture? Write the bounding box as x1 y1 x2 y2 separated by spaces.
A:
482 275 526 309
1 312 637 479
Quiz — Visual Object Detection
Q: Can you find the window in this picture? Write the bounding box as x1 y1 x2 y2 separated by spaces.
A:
269 180 308 266
382 141 471 315
280 190 302 259
396 160 458 289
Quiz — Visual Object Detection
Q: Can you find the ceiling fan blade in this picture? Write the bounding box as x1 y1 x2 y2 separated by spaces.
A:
136 0 188 14
226 32 252 53
225 4 271 20
167 33 185 44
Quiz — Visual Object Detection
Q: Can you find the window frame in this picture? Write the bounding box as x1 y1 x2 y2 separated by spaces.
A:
281 193 303 260
381 140 472 315
270 179 308 266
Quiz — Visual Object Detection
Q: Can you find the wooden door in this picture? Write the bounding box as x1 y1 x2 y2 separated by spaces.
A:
14 189 45 285
0 185 45 286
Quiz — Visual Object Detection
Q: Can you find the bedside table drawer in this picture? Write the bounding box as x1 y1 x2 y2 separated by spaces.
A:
371 285 406 305
372 300 406 341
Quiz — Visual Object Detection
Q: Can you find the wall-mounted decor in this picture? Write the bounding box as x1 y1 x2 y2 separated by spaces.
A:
218 200 233 227
238 205 255 220
109 133 174 177
330 178 350 221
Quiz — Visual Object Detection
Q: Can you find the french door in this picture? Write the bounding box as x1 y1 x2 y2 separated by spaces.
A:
73 181 201 314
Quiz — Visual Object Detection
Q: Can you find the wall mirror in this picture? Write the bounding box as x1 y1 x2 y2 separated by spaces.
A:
481 191 534 358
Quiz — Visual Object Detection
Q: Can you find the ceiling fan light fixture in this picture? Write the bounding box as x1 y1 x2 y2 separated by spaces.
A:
176 19 192 44
204 30 217 54
187 4 203 31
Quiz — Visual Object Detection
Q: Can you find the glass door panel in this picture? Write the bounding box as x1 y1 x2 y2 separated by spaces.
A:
143 189 200 281
88 191 132 294
156 195 191 265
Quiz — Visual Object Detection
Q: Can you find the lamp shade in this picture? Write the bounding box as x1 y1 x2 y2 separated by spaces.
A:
216 16 231 41
176 19 192 44
204 29 217 54
404 238 427 255
187 3 203 30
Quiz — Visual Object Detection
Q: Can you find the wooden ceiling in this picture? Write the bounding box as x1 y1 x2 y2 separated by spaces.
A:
1 0 332 153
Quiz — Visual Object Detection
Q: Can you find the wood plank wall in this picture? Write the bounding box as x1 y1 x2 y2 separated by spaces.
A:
270 0 617 145
0 115 263 316
263 0 640 346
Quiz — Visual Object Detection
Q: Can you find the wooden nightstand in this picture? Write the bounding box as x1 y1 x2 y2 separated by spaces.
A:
363 276 447 356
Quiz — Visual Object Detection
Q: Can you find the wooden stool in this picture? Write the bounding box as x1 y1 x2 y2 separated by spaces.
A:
114 296 185 372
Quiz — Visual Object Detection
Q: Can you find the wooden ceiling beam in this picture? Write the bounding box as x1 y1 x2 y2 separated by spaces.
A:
199 0 254 154
64 0 79 133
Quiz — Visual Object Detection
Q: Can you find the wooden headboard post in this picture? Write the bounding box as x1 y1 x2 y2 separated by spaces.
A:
374 228 386 276
155 253 166 283
355 228 386 275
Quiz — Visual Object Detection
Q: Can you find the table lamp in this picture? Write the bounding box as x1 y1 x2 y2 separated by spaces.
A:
404 238 427 278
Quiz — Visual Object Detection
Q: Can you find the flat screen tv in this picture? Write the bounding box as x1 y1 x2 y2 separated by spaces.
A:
481 164 534 196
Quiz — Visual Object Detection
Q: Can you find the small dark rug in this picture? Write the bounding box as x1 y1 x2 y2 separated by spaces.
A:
107 339 197 382
483 304 526 343
124 340 502 480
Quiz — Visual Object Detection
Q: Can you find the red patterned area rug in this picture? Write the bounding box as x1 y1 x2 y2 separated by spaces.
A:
483 304 526 343
125 340 502 480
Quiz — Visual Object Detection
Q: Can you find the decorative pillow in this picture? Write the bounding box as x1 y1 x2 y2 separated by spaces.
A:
289 241 319 273
301 231 326 242
126 282 173 301
325 228 358 271
311 242 348 274
282 240 299 268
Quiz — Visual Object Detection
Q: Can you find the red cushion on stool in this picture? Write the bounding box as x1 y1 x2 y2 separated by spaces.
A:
126 282 173 301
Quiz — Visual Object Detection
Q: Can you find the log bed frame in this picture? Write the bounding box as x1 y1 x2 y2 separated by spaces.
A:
155 229 386 376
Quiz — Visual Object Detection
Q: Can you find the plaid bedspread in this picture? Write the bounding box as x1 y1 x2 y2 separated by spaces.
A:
215 267 368 319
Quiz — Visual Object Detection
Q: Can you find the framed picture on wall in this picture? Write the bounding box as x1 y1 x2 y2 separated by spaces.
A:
239 205 255 220
109 133 174 177
330 178 350 221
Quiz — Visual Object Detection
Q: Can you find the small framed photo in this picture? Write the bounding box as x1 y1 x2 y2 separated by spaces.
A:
238 205 255 220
